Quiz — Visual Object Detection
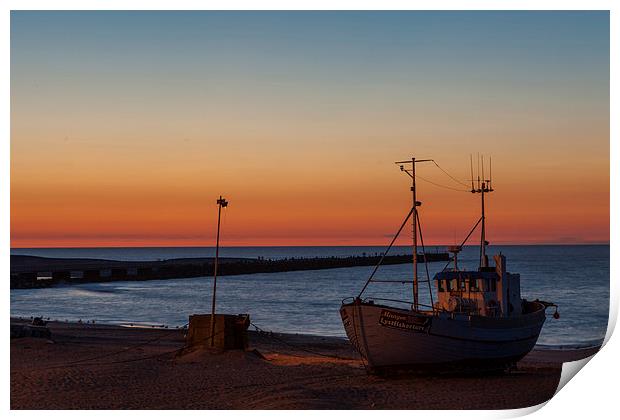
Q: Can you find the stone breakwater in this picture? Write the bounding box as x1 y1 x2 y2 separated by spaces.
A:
11 252 450 289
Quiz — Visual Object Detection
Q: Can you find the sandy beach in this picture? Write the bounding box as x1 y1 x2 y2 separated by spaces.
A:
10 318 599 410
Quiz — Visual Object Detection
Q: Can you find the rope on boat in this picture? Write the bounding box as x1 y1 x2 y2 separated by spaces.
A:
440 216 482 273
415 174 470 192
416 213 435 309
405 160 471 192
431 160 471 188
358 207 414 298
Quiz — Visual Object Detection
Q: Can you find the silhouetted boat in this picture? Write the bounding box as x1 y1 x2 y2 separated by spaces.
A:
340 157 559 374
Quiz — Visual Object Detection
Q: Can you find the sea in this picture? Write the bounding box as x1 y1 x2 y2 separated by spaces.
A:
10 245 609 349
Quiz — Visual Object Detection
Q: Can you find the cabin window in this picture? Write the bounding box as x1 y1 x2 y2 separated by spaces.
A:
437 280 444 292
476 279 485 291
460 279 467 291
490 280 497 292
469 278 478 292
450 279 458 292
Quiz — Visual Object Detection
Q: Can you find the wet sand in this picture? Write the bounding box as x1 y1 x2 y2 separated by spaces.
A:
10 319 599 410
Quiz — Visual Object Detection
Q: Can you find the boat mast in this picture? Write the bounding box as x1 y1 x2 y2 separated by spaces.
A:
411 157 419 311
480 180 487 267
471 156 493 268
397 157 431 310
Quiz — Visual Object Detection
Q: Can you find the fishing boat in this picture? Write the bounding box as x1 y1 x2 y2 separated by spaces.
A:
339 157 559 374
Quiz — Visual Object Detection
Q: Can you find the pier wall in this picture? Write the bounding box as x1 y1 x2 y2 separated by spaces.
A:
10 253 449 290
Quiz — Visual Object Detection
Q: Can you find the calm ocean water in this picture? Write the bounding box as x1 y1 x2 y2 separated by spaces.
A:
10 245 609 348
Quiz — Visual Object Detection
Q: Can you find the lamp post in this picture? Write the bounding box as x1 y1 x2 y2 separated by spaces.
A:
210 195 228 346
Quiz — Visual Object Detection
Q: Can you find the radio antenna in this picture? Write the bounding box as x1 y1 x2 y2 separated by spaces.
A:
470 154 494 268
470 154 475 192
477 153 481 190
489 156 492 190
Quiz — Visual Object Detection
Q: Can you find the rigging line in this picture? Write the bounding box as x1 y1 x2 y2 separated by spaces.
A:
415 174 470 192
439 216 483 273
357 207 414 298
416 212 435 310
432 160 470 188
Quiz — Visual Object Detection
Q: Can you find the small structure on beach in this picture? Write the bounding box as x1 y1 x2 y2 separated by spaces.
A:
186 314 250 350
186 195 251 351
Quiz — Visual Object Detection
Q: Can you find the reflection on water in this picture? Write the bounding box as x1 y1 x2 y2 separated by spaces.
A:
10 245 608 348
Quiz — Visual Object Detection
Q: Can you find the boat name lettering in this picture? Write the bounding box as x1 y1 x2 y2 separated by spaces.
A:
379 309 429 332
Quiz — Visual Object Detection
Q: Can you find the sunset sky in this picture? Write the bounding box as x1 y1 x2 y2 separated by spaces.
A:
11 11 609 247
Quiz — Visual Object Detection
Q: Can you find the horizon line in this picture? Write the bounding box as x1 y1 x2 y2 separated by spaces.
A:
10 242 610 249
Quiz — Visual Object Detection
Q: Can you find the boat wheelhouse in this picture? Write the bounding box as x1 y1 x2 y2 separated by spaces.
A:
433 254 521 318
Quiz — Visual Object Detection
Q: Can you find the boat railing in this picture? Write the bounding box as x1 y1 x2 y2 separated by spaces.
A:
344 296 496 318
342 296 436 313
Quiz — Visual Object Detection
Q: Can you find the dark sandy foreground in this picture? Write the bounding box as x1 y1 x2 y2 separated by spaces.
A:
10 319 599 410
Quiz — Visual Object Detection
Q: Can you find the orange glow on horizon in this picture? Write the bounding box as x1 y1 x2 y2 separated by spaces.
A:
11 153 609 248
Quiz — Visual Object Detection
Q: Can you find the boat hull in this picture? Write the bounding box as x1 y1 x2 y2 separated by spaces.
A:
340 301 546 372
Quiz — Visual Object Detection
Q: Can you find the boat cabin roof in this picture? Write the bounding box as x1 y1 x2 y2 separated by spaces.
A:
433 271 499 281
